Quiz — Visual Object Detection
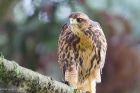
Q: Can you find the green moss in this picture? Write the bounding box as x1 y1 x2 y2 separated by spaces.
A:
0 59 11 83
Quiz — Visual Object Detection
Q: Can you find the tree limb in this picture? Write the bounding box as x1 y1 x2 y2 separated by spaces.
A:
0 55 83 93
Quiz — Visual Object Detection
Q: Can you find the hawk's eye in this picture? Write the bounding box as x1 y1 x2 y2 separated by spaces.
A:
76 18 83 23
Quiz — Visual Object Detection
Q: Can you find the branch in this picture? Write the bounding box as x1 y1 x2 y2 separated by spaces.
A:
0 55 83 93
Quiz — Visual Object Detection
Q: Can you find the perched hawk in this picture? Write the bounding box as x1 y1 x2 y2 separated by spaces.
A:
58 12 107 93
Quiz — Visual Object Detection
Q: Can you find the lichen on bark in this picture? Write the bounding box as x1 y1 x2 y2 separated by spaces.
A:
0 56 83 93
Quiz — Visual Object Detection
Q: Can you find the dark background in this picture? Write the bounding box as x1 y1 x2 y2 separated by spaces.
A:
0 0 140 93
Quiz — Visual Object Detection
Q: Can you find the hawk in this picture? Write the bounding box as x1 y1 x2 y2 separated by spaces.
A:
58 12 107 93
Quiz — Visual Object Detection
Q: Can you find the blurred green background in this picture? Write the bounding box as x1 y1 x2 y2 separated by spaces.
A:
0 0 140 93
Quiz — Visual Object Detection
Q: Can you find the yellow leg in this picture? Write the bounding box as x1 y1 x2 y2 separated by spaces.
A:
74 83 77 89
89 80 96 93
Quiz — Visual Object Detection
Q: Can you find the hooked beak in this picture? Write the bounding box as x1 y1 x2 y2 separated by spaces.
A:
69 18 73 24
69 18 78 25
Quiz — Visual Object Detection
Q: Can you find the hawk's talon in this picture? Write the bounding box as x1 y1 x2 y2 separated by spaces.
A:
64 81 69 85
86 91 90 93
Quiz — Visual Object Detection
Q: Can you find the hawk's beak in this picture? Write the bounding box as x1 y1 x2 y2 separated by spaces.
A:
69 18 73 24
69 18 78 25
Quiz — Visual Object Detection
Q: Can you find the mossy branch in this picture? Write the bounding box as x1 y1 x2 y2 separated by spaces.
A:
0 56 83 93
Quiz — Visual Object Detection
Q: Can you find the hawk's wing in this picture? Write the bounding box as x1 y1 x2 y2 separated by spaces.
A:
58 23 73 81
89 21 107 82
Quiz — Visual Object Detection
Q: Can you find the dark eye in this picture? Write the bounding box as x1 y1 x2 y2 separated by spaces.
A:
76 18 83 23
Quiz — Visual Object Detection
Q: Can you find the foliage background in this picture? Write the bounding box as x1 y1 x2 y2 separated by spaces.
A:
0 0 140 93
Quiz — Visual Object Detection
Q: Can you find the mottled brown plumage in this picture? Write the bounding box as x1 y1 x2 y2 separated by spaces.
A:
58 12 107 93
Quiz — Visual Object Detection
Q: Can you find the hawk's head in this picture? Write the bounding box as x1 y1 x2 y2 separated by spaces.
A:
68 12 91 34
